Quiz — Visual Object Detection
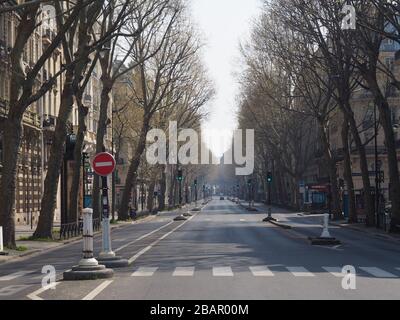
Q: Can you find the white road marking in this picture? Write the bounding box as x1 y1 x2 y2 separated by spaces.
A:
26 282 60 300
115 221 174 253
127 215 197 265
0 270 35 281
82 280 114 300
322 267 344 278
240 219 246 222
0 285 31 297
359 267 398 278
250 266 274 277
132 267 158 277
286 267 315 277
213 267 234 277
173 267 195 277
95 162 113 168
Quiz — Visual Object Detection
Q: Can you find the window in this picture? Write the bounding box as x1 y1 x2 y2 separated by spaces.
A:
385 57 394 70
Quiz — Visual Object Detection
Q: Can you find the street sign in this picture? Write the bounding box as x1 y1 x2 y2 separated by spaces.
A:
92 152 116 177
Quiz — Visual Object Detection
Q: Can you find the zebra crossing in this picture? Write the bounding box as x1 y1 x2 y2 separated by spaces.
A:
129 266 400 279
0 265 400 283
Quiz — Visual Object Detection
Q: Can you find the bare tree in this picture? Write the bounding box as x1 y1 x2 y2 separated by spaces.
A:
0 0 90 247
117 7 205 220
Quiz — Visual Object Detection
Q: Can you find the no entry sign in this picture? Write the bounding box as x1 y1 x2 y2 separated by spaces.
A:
92 152 116 177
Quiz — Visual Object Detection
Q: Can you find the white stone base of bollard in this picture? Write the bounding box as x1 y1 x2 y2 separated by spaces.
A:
79 258 99 267
64 208 114 281
309 213 341 246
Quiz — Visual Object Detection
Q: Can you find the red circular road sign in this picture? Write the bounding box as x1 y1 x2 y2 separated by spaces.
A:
92 152 116 177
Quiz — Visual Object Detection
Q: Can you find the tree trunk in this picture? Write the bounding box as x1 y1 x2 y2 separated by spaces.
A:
93 85 112 220
0 115 23 248
147 181 155 212
346 111 375 226
34 72 75 239
118 114 151 220
68 108 86 223
341 117 357 223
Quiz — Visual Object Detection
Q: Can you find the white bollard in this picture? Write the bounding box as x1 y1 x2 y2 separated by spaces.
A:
99 217 115 259
0 226 3 253
320 213 332 238
79 208 99 267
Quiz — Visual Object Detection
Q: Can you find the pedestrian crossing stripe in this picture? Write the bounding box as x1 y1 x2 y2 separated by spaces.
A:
173 267 195 277
213 267 234 277
359 267 397 278
132 267 158 277
322 267 345 278
286 267 315 277
249 266 274 277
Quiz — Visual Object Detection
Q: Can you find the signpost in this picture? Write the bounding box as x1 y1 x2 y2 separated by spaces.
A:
93 153 128 268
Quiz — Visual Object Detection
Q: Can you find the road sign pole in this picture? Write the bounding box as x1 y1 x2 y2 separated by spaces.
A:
99 176 114 259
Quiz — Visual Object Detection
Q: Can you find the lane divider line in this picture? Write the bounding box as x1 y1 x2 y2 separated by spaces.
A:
27 282 61 300
82 280 114 300
0 270 36 281
128 215 197 265
115 221 174 253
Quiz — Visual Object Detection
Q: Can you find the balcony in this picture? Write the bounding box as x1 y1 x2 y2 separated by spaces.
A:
23 110 40 128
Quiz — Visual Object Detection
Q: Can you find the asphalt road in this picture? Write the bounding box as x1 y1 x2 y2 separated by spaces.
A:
1 199 400 300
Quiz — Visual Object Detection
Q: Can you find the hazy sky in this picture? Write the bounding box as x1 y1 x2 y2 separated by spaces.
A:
190 0 261 157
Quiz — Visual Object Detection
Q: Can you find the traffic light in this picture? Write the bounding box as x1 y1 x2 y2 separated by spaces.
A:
194 179 198 186
247 179 252 186
267 172 273 184
177 169 183 181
